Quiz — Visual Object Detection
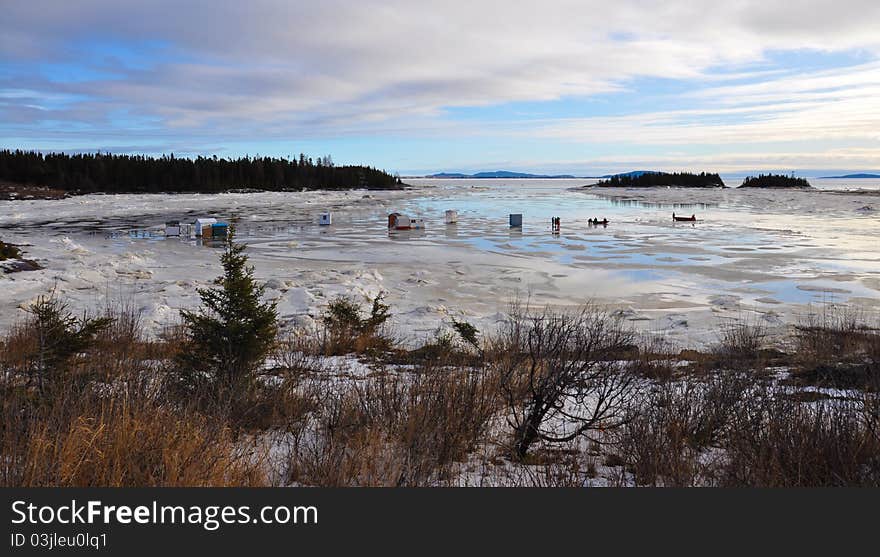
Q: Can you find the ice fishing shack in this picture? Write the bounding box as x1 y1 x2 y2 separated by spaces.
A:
209 222 229 239
319 212 332 225
509 213 523 227
445 210 458 224
388 213 425 230
165 221 181 237
194 218 217 237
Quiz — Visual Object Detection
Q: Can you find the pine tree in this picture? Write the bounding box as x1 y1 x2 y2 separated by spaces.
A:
23 295 110 394
177 228 278 396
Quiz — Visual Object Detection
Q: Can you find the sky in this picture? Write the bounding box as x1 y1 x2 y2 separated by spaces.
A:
2 1 879 176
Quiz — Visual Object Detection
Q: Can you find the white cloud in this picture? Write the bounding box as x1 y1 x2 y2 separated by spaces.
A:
2 1 880 167
524 62 880 146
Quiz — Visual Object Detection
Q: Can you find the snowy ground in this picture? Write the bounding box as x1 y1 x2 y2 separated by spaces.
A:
2 179 880 347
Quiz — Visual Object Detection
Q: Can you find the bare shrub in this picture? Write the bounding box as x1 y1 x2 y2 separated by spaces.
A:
795 303 867 358
492 303 638 459
397 327 484 367
792 304 880 389
408 328 457 362
283 364 502 486
631 333 679 380
87 300 160 397
279 381 371 486
862 387 880 445
499 442 597 487
722 386 880 486
617 372 749 486
712 316 768 370
98 296 144 348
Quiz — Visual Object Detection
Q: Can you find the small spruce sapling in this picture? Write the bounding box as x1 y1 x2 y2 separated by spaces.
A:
177 227 278 395
24 294 110 393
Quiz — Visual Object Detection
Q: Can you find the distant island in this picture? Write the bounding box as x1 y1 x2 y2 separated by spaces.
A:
818 173 880 179
595 171 725 188
0 149 402 196
426 171 577 179
739 174 812 189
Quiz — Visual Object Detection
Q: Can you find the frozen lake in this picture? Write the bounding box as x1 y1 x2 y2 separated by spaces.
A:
2 178 880 345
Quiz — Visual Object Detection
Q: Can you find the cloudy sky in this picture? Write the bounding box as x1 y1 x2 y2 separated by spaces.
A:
2 1 879 175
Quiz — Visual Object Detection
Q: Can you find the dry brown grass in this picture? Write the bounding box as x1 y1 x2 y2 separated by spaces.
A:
15 398 265 487
281 363 504 486
795 304 869 358
0 300 267 487
789 304 880 390
0 362 268 487
3 292 880 487
710 317 773 371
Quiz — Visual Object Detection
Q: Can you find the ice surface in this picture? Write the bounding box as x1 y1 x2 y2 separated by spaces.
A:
2 180 879 347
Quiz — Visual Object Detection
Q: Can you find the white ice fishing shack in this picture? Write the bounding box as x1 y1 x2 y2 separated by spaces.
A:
319 212 332 225
194 218 218 237
165 221 181 237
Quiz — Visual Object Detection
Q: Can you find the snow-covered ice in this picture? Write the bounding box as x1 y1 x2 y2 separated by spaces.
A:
2 179 880 346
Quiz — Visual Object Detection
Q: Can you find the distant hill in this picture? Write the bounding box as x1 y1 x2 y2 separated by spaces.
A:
596 171 725 188
599 170 657 179
426 170 577 179
818 173 880 179
739 174 812 189
427 172 472 178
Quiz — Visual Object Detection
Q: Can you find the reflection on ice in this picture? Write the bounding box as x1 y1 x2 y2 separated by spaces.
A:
604 197 718 210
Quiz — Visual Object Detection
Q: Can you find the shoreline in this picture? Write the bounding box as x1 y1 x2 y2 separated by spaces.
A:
0 182 410 201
